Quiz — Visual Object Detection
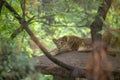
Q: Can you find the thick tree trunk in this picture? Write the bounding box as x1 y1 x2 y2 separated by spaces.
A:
90 0 113 42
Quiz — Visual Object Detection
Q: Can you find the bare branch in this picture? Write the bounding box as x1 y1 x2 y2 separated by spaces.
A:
10 16 35 39
27 16 35 24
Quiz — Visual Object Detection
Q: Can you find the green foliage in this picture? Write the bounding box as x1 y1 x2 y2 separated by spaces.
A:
0 38 33 78
0 0 120 80
24 74 53 80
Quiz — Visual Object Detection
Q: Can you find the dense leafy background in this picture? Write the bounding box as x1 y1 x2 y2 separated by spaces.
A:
0 0 120 80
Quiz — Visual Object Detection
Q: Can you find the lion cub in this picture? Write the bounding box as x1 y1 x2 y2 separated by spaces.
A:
50 36 91 55
50 30 120 56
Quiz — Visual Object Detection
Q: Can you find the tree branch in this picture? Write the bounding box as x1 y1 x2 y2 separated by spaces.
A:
0 0 4 14
10 16 35 39
90 0 113 42
2 51 120 79
4 0 23 23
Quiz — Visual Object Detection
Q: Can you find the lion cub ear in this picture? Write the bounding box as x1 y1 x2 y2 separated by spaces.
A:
62 36 68 41
53 39 57 44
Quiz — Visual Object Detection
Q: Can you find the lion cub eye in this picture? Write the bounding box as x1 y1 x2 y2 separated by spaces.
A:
60 41 62 43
